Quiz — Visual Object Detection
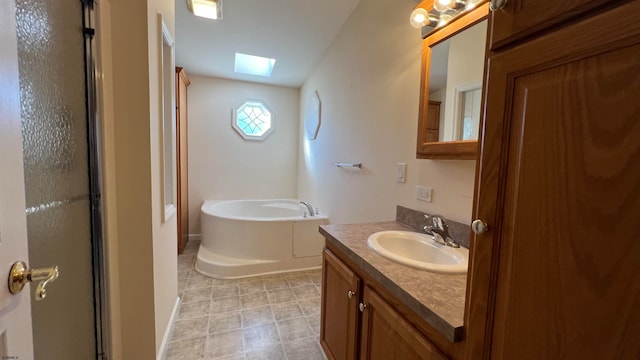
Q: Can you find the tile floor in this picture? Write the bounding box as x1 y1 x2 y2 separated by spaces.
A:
164 241 326 360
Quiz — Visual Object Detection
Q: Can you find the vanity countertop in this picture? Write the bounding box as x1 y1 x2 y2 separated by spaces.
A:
319 221 467 342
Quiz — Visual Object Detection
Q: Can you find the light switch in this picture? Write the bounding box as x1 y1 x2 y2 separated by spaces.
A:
397 163 406 183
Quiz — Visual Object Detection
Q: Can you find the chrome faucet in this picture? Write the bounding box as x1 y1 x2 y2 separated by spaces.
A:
423 214 460 248
299 201 315 217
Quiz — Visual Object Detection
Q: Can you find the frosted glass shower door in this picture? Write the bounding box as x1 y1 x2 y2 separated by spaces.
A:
15 0 98 358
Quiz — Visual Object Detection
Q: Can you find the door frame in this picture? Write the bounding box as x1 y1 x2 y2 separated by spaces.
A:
82 0 110 358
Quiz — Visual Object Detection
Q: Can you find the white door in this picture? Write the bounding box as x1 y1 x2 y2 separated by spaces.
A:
0 0 35 358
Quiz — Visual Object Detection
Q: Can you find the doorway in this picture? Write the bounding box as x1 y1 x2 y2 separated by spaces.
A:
15 0 106 358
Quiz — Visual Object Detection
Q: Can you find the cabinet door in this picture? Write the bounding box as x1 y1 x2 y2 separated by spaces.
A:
321 249 360 360
467 2 640 359
489 0 616 49
359 286 447 360
425 101 441 142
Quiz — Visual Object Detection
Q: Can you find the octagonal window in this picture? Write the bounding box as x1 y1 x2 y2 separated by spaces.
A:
232 99 274 140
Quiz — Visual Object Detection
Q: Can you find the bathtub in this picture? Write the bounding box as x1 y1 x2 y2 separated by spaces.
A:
196 199 329 279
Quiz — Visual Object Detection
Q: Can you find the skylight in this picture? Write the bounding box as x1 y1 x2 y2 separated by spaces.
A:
187 0 223 20
234 53 277 77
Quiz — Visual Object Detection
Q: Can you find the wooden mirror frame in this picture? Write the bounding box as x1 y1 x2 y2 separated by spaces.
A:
416 3 489 160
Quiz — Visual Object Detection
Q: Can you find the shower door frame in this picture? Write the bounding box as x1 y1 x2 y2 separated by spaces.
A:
82 0 109 359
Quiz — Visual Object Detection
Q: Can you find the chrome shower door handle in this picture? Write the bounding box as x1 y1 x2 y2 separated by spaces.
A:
8 261 60 301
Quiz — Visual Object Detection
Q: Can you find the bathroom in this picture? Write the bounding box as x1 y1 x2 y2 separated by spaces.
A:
182 1 474 243
181 0 475 268
169 0 476 357
170 0 640 356
3 0 636 358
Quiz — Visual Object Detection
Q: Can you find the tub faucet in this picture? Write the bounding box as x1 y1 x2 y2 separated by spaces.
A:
423 214 460 248
300 201 315 217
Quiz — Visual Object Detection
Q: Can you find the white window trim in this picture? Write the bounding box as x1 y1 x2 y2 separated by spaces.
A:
232 98 275 141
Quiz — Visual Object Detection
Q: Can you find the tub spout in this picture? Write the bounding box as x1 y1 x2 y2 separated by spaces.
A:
299 201 315 217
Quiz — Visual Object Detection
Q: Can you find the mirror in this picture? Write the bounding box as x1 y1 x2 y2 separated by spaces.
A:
429 20 486 142
160 14 177 222
416 3 488 160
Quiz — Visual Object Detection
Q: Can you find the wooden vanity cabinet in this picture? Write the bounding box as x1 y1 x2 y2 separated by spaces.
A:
360 286 447 360
321 248 360 360
321 248 449 360
466 1 640 359
489 0 616 49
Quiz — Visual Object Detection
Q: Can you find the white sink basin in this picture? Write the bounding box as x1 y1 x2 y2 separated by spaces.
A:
367 231 469 274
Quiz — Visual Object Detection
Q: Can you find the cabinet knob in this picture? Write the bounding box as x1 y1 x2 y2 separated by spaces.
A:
471 219 489 234
490 0 508 11
347 290 355 299
359 303 367 312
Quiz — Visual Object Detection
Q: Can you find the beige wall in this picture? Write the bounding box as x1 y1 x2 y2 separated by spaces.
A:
297 0 476 225
101 0 177 358
187 76 300 235
147 0 179 355
109 0 156 357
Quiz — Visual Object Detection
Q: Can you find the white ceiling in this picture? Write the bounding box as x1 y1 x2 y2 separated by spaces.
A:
175 0 361 88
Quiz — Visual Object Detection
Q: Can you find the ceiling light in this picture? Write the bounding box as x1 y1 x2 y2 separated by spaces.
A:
234 53 277 77
187 0 223 20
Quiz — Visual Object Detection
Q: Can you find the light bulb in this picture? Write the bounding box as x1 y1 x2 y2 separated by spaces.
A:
409 8 429 28
433 0 453 12
468 0 484 9
438 14 452 27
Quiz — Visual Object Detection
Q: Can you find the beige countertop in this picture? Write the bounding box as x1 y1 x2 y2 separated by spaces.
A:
319 221 467 342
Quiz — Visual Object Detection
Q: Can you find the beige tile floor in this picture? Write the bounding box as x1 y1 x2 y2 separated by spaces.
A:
164 241 326 360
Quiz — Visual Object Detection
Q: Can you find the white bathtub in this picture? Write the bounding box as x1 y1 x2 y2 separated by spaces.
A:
196 199 329 279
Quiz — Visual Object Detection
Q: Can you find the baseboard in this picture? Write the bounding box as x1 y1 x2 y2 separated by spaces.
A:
156 296 181 360
188 233 201 242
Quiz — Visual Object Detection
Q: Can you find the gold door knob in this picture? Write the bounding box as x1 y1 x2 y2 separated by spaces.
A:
8 261 59 301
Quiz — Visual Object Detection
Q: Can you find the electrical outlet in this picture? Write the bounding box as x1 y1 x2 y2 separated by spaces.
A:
416 186 432 202
397 163 406 183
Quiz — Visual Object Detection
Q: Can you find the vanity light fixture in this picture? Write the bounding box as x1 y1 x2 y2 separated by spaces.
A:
433 0 453 12
438 14 453 27
410 7 429 28
187 0 223 20
410 0 439 29
410 0 481 31
410 7 439 28
461 0 477 10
